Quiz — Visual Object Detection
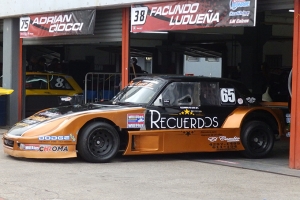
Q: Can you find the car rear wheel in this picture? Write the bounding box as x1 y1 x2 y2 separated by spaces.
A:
241 121 274 158
77 122 120 163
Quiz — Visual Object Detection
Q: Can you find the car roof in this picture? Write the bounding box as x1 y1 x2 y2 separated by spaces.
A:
135 75 242 85
26 71 67 76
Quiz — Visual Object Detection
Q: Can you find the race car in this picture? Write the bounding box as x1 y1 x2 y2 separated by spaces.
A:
0 87 14 95
2 75 287 163
1 72 83 117
25 71 83 117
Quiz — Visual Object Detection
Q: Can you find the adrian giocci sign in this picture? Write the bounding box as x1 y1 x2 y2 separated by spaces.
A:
20 9 96 38
131 0 256 33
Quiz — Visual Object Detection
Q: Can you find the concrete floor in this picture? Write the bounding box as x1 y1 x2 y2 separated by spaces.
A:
0 126 298 176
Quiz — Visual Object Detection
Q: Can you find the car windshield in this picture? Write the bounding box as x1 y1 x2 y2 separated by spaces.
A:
112 77 166 105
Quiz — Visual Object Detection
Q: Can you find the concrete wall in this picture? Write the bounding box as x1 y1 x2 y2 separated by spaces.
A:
183 56 222 78
0 0 169 18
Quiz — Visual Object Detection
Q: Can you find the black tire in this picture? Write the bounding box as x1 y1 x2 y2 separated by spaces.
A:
241 121 274 158
77 122 120 163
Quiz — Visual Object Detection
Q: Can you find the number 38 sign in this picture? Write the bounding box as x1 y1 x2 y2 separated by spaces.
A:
131 7 148 26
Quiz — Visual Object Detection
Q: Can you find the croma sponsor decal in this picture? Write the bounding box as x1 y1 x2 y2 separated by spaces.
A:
19 144 69 152
39 145 68 152
149 110 218 129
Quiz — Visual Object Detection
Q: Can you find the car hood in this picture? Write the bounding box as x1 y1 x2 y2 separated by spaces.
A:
7 102 140 137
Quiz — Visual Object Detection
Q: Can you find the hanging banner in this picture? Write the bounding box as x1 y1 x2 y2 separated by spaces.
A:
131 0 256 33
20 9 96 38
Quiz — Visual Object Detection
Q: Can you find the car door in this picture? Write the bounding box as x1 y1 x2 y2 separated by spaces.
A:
199 81 240 127
145 81 203 129
141 81 209 152
145 81 240 131
138 80 243 153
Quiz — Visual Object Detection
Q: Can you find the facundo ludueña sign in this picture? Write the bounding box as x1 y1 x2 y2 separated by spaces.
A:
149 3 220 25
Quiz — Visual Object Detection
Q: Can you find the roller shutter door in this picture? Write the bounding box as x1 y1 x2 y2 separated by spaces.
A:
258 0 293 11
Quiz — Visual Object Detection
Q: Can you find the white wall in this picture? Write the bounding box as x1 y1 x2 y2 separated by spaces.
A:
183 56 222 77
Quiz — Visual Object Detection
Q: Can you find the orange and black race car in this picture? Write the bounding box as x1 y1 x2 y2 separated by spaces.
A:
2 75 288 163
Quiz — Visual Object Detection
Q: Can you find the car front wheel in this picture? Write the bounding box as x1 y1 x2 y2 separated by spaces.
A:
77 122 120 163
241 121 274 158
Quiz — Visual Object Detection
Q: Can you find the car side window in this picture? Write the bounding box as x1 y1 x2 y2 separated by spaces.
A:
26 75 48 89
161 82 200 106
49 75 73 90
200 82 220 106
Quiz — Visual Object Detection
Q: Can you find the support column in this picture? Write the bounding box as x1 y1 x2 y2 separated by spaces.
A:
121 7 130 89
3 18 21 126
289 0 300 169
236 12 272 100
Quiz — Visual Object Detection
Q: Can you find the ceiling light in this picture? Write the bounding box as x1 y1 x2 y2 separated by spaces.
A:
141 31 168 34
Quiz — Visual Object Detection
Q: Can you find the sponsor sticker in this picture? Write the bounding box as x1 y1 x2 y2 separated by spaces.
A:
208 137 218 142
127 113 145 128
246 97 256 103
237 98 243 104
39 111 60 117
210 142 240 150
20 144 40 151
150 110 218 129
208 136 240 142
39 145 68 152
20 144 69 152
286 113 291 123
61 97 72 101
180 106 199 110
219 136 240 142
38 135 71 141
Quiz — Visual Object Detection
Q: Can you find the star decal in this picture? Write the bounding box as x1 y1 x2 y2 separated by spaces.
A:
183 131 194 136
179 109 194 115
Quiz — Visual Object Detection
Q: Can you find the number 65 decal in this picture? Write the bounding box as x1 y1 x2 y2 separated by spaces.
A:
220 88 236 104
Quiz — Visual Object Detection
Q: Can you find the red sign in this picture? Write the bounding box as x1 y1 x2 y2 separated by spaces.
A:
20 9 96 38
131 0 256 33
